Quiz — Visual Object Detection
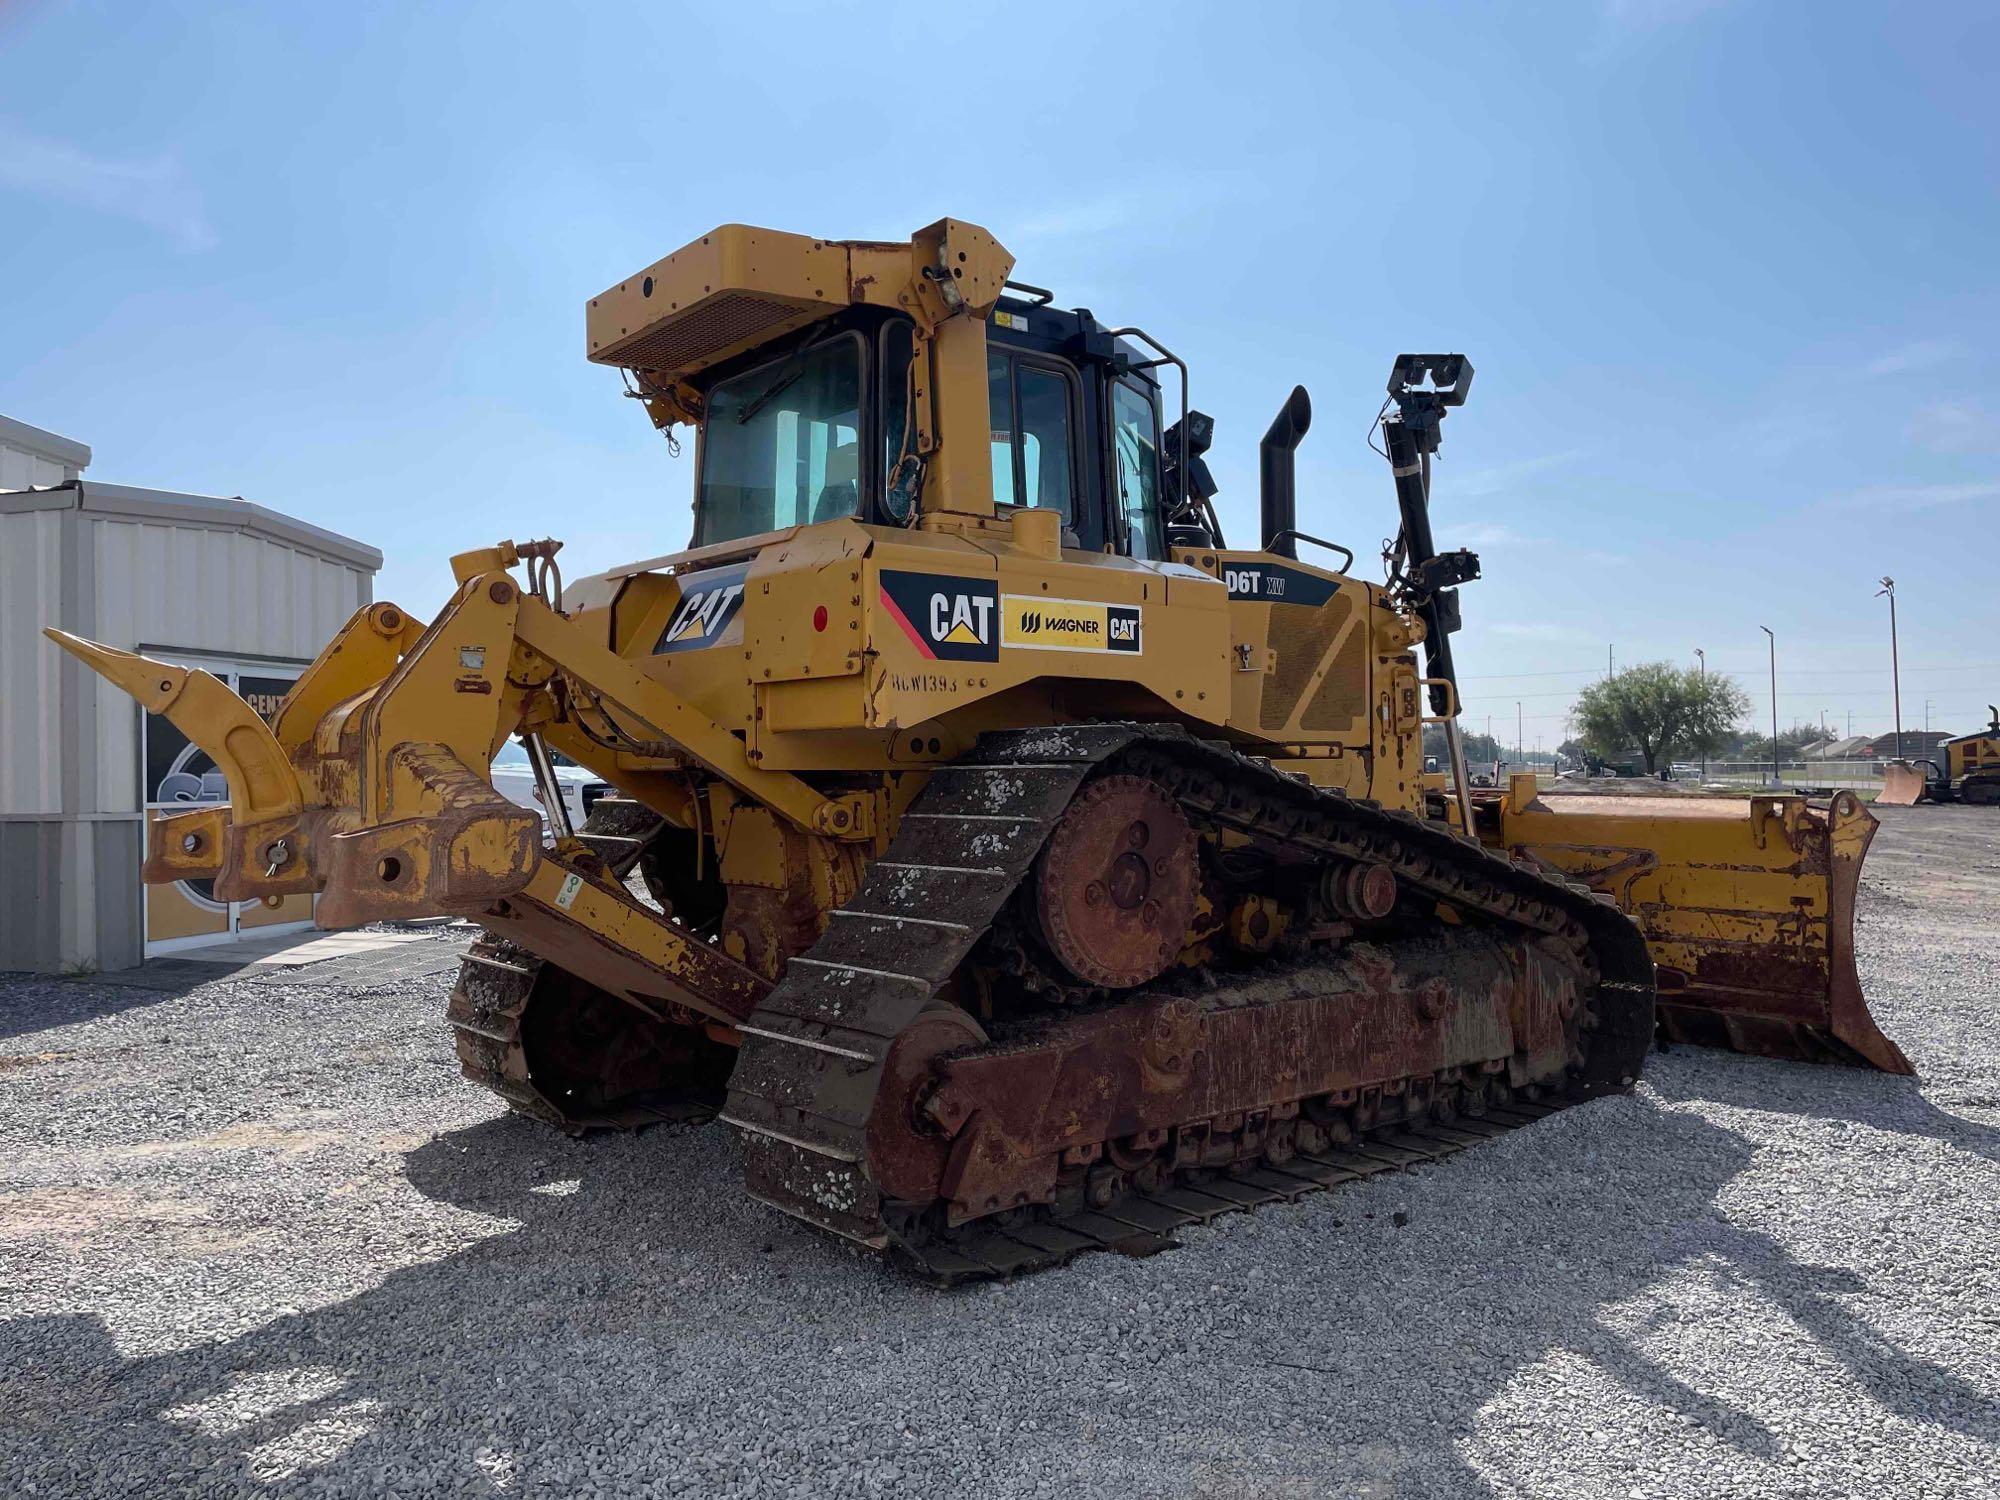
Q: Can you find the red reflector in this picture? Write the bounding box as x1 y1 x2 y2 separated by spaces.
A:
813 605 829 632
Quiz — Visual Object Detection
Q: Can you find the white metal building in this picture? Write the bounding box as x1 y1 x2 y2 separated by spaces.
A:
0 414 380 972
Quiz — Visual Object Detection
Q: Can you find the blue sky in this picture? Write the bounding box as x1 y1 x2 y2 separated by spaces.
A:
3 0 1995 748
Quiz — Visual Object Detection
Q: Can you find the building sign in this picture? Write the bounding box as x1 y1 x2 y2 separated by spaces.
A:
142 663 309 949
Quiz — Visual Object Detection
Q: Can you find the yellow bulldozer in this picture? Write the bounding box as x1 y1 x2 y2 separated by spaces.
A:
1879 707 2000 806
46 219 1910 1279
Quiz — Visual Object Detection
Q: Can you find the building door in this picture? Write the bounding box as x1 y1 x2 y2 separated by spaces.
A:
141 659 314 954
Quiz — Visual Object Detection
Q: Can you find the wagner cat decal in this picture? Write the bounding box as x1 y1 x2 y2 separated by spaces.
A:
1001 595 1141 654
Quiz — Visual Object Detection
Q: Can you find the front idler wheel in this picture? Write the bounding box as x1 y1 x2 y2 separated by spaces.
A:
865 1003 989 1204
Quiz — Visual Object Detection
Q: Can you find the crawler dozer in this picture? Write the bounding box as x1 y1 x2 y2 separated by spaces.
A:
47 219 1911 1278
1879 706 2000 806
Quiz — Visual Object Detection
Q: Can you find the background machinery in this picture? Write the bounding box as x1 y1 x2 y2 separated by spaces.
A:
47 219 1911 1278
1880 707 2000 806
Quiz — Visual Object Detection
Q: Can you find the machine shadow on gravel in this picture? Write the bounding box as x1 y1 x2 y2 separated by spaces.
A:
0 963 229 1043
1646 1042 2000 1168
5 1097 1994 1497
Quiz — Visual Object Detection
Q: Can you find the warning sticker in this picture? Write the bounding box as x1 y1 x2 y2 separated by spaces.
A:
1001 595 1142 654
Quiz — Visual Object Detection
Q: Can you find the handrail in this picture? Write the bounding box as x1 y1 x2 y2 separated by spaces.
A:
1416 676 1462 722
1261 530 1354 573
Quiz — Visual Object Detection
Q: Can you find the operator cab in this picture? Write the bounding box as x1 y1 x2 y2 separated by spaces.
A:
686 295 1185 560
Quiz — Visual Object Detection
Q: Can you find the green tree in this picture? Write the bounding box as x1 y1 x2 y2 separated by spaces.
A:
1743 721 1824 761
1422 726 1503 765
1573 662 1749 774
1463 731 1502 763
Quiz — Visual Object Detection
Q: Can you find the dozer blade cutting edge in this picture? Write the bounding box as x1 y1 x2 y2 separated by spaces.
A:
1478 777 1910 1074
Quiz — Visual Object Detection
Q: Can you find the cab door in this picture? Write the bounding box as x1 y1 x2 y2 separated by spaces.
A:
1107 378 1165 561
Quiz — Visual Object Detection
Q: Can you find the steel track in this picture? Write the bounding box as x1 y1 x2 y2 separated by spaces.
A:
446 796 721 1131
722 723 1657 1274
892 1094 1567 1285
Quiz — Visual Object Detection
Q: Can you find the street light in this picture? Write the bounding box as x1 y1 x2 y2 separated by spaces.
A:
1760 625 1778 788
1517 701 1524 772
1694 648 1706 780
1877 577 1903 762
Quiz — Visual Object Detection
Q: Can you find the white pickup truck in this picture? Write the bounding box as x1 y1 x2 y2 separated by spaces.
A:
489 739 610 831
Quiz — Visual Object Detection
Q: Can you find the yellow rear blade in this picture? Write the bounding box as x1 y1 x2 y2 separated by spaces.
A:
1490 783 1911 1074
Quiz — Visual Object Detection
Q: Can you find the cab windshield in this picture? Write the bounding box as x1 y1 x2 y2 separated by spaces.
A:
695 335 862 546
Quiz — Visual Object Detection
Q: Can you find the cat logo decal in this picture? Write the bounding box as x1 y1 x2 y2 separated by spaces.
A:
654 563 750 655
878 570 1001 662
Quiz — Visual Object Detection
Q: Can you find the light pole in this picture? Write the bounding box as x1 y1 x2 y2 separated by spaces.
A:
1877 577 1902 762
1760 625 1778 788
1517 701 1524 771
1694 648 1706 780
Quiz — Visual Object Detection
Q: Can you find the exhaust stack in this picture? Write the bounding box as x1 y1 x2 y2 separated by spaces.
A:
1259 385 1312 558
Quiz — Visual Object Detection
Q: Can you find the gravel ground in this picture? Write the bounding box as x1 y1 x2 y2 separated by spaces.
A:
3 805 1996 1499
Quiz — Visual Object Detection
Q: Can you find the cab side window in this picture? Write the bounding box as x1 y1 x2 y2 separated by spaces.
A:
1112 380 1163 559
880 321 920 522
988 351 1076 526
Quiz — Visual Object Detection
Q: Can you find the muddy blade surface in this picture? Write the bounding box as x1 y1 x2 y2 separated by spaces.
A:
1504 789 1913 1074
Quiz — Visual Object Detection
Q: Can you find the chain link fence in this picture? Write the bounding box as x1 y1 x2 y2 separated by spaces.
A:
1455 758 1907 796
1689 759 1906 792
